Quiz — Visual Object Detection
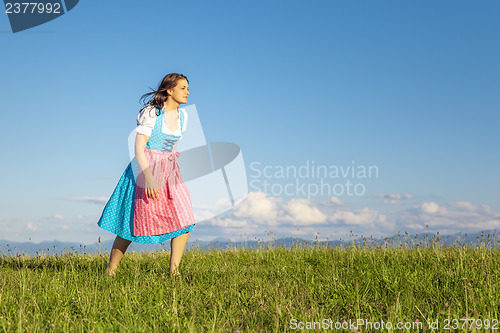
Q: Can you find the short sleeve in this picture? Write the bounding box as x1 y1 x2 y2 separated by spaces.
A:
181 108 188 132
135 105 157 137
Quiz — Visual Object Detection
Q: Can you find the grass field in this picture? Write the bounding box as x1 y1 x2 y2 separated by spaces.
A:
0 232 499 332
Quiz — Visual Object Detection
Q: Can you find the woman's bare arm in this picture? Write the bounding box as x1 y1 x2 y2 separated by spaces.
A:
135 133 158 199
135 133 153 177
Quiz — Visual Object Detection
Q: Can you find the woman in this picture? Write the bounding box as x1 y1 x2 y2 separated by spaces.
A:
97 73 195 277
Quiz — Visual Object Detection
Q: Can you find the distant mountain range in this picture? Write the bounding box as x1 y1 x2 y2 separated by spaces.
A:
1 229 499 256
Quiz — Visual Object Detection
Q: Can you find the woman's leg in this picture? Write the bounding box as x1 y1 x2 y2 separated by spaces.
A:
169 231 190 276
105 235 132 276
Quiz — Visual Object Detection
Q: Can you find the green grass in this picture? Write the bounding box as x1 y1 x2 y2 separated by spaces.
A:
0 233 499 332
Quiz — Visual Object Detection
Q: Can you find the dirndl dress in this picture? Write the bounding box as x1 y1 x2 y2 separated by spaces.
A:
97 105 196 244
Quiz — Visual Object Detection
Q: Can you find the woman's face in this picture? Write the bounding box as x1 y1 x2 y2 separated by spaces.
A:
168 79 189 105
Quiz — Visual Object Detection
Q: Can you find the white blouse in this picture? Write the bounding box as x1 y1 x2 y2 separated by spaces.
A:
134 105 188 139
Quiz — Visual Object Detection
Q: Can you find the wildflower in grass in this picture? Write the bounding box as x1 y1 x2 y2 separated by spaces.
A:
445 303 448 306
235 330 240 333
333 277 338 281
51 324 55 327
415 319 419 323
468 283 471 286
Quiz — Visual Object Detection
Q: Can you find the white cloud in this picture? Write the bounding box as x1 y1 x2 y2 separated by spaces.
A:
233 192 282 225
395 201 500 232
283 198 327 225
197 192 500 241
211 217 248 227
26 222 41 231
421 202 440 214
373 193 413 204
448 201 475 210
447 201 493 214
76 214 83 219
53 214 64 220
211 191 393 234
62 225 70 230
330 196 343 206
63 197 109 204
193 197 233 221
329 207 389 228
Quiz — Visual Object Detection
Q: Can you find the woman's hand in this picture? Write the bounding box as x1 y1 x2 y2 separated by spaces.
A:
145 174 160 199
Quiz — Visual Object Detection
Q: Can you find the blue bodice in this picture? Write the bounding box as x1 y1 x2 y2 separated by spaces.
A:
145 108 184 152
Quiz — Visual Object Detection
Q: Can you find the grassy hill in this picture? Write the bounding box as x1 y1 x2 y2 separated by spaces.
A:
0 235 499 332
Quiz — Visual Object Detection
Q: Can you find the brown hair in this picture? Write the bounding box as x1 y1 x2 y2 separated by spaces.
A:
139 73 189 116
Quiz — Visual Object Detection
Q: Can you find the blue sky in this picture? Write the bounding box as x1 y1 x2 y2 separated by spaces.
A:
0 0 499 245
